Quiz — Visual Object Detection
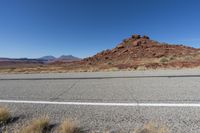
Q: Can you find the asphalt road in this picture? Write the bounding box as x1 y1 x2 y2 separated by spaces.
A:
1 69 200 132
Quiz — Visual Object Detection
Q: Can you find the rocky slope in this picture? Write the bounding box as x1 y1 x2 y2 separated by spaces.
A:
69 34 200 71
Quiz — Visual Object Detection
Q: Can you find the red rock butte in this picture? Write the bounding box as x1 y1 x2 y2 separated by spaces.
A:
71 34 200 71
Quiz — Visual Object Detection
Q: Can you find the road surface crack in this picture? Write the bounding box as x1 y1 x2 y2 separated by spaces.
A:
49 80 80 101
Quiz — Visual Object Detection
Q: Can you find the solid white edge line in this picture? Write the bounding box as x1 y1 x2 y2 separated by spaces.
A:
0 100 200 107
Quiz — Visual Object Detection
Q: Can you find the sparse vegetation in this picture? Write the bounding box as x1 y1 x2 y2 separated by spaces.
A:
0 107 170 133
184 56 193 61
132 123 169 133
159 57 169 63
107 62 112 65
169 56 176 61
136 66 147 71
57 119 79 133
0 106 10 124
18 116 50 133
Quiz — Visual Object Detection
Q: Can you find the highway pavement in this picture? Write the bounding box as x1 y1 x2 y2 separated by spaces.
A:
1 69 200 132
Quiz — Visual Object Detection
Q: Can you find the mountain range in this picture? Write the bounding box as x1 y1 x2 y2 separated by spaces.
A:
0 55 81 63
0 55 81 69
39 55 81 62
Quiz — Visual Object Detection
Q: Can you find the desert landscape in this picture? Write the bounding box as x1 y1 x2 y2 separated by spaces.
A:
1 34 200 73
2 0 200 132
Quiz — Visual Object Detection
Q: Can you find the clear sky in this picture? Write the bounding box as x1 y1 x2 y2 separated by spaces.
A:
1 0 200 58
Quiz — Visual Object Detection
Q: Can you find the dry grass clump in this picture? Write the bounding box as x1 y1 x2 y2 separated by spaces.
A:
18 116 50 133
1 128 10 133
136 66 147 71
57 119 79 133
0 106 10 124
159 57 169 63
132 123 169 133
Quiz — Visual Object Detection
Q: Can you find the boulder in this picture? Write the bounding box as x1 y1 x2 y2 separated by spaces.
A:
143 35 150 39
131 34 141 39
117 44 125 49
132 40 142 46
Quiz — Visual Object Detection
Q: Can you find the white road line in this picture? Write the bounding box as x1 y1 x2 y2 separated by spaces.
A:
0 100 200 107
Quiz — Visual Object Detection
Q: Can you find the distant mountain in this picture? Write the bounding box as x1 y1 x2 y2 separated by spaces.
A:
39 56 56 61
0 57 45 69
0 57 44 62
39 55 81 62
57 55 81 62
0 55 81 68
0 58 10 61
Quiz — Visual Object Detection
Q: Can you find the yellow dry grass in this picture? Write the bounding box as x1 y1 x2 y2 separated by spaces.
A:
132 123 169 133
17 116 50 133
57 119 78 133
0 106 10 124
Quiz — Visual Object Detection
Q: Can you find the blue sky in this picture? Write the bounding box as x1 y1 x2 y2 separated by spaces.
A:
1 0 200 58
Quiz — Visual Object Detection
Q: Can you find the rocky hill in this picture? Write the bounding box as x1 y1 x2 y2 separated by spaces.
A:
69 34 200 71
